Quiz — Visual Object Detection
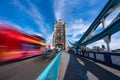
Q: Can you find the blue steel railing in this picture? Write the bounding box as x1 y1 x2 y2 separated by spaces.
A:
37 51 62 80
78 51 120 69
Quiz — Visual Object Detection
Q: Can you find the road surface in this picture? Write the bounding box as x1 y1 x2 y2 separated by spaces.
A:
59 51 120 80
0 55 53 80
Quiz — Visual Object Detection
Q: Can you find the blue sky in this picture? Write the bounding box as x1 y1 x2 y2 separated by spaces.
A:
0 0 120 50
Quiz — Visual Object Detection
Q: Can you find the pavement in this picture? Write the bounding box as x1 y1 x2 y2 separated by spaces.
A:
0 55 53 80
59 50 120 80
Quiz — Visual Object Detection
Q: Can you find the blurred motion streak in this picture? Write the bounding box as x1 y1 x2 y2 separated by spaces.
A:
0 21 46 62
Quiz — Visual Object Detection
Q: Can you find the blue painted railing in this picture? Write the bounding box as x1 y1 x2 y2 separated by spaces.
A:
37 51 62 80
78 51 120 69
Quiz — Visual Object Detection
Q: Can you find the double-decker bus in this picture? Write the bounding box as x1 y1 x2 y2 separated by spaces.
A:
0 22 46 62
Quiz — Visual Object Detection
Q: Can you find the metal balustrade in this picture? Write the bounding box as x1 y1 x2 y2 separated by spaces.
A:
78 51 120 69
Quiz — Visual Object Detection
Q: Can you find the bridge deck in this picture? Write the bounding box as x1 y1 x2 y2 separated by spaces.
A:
59 51 120 80
0 55 53 80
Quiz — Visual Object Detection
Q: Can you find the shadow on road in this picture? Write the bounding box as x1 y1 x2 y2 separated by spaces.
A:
63 50 120 80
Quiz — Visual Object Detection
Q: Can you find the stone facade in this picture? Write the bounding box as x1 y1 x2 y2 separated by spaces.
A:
53 19 66 50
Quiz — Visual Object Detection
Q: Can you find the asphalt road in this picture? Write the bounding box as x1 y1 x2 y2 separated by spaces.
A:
62 51 120 80
0 55 53 80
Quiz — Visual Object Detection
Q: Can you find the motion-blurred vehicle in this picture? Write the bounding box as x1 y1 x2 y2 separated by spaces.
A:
55 47 61 53
0 22 46 62
43 49 56 59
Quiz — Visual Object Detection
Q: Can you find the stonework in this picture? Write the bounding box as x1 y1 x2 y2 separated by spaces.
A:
53 19 66 50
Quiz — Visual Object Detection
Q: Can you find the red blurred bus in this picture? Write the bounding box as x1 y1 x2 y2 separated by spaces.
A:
0 22 46 62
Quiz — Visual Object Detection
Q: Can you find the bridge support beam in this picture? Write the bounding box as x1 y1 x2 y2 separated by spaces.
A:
106 42 110 52
102 19 111 52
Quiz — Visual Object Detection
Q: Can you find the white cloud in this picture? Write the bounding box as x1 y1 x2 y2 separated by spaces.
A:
87 40 106 49
110 31 120 50
66 18 90 44
13 0 48 36
67 18 89 38
54 0 81 21
68 37 79 43
105 7 120 27
54 0 65 20
110 39 120 50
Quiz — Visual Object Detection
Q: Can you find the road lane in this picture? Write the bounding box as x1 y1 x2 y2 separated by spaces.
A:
0 55 53 80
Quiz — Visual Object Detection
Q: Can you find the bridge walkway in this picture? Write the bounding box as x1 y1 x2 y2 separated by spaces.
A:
59 51 120 80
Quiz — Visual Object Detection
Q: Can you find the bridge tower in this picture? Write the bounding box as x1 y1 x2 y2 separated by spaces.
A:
53 19 66 50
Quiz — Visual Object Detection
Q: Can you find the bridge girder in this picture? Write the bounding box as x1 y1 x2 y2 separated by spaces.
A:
78 0 120 45
81 15 120 45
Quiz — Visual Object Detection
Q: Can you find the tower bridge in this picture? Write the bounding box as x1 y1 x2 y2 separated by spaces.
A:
0 0 120 80
53 19 66 50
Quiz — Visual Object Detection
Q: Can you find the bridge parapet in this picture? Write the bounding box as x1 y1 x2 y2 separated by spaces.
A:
37 51 62 80
78 51 120 69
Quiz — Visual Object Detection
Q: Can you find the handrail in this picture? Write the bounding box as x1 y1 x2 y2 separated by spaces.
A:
78 51 120 69
37 50 62 80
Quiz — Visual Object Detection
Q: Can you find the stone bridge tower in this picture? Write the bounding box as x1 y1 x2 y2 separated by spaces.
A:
53 19 66 50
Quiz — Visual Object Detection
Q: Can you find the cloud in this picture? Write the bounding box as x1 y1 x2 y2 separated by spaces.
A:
13 0 49 36
105 7 120 27
65 18 91 44
110 38 120 50
67 18 89 38
110 31 120 50
87 40 106 49
54 0 81 21
54 0 65 20
67 37 80 43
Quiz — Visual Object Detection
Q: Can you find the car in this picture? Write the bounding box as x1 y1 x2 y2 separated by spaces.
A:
43 49 56 59
55 48 61 53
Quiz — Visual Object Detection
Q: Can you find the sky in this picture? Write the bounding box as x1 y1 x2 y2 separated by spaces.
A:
0 0 120 50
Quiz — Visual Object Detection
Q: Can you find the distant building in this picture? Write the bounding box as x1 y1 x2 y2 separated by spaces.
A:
111 49 120 52
93 46 98 51
53 19 66 50
86 47 91 51
89 46 106 52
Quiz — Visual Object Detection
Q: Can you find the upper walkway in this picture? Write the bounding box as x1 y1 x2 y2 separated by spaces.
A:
59 51 120 80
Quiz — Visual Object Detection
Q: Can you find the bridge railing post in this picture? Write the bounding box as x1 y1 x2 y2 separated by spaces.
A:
104 53 112 65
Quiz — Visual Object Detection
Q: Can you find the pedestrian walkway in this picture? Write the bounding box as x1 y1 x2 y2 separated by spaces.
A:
59 51 120 80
